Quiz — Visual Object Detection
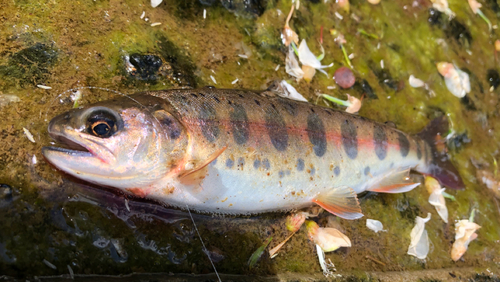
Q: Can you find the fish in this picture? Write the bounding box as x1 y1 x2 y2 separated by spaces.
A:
42 87 464 219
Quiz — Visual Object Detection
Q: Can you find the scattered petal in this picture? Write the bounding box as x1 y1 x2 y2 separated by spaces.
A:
150 22 162 27
430 0 455 18
337 0 350 13
425 176 441 194
367 0 381 4
151 0 162 8
366 219 386 233
306 221 351 252
302 65 316 83
23 127 35 143
286 212 307 232
437 62 470 98
429 188 449 223
407 213 431 259
495 40 500 52
43 259 57 270
285 46 304 80
451 220 481 261
409 75 425 88
345 94 362 114
298 39 333 71
231 78 239 85
316 244 338 277
476 170 500 198
334 66 356 89
37 85 52 89
468 0 482 13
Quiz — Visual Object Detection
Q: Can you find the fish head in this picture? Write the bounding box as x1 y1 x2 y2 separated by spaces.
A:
42 95 188 191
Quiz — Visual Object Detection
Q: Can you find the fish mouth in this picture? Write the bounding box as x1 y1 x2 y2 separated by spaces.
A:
43 131 94 158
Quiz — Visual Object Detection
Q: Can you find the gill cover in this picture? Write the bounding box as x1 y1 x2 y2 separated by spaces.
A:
42 95 187 191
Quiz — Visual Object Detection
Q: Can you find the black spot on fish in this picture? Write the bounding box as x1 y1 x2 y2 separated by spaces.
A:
213 96 220 103
341 119 358 159
398 132 410 157
324 109 332 116
265 107 288 151
254 99 261 106
307 113 327 157
297 158 305 171
226 158 234 168
228 100 232 105
279 170 285 178
238 94 244 98
373 124 388 160
271 103 277 110
281 101 297 116
191 93 198 98
237 157 245 168
334 166 340 176
364 166 370 176
416 140 422 160
229 104 249 145
253 159 261 169
198 92 205 97
199 101 219 142
262 158 271 170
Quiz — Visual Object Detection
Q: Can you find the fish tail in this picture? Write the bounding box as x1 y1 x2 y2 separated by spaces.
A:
416 116 465 190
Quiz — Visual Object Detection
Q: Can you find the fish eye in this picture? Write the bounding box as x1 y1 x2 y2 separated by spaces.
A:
86 109 119 138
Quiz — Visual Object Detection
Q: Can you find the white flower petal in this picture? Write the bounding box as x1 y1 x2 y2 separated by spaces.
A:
151 0 163 8
428 188 449 223
366 219 386 233
286 46 304 79
408 213 431 259
279 81 308 102
451 219 481 261
409 75 425 88
298 39 323 69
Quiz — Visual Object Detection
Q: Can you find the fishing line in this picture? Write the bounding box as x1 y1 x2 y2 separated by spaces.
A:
186 204 221 282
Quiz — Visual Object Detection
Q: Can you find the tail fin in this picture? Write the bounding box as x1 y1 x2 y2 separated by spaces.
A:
417 116 465 190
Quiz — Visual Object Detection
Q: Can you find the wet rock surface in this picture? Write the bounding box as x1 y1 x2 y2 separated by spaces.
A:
0 0 499 280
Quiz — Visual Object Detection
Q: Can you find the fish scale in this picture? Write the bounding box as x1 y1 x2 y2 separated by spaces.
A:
42 88 464 219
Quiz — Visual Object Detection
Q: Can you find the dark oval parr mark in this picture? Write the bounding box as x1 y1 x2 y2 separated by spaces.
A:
199 101 219 143
341 119 358 159
373 124 388 160
307 113 327 157
229 104 249 145
265 107 288 151
398 132 410 157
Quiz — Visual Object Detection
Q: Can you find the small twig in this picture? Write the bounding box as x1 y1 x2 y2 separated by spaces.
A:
365 255 386 266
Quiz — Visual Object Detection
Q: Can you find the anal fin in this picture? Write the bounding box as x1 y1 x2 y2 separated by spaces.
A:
312 186 363 220
368 167 420 193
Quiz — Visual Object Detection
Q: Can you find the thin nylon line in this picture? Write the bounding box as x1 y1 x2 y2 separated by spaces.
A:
186 205 221 282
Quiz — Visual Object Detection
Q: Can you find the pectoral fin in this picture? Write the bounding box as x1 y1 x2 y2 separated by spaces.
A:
368 168 420 193
313 186 363 220
179 146 227 185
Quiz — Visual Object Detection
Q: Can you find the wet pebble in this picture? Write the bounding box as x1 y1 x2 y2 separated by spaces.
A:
334 66 356 89
127 54 163 81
